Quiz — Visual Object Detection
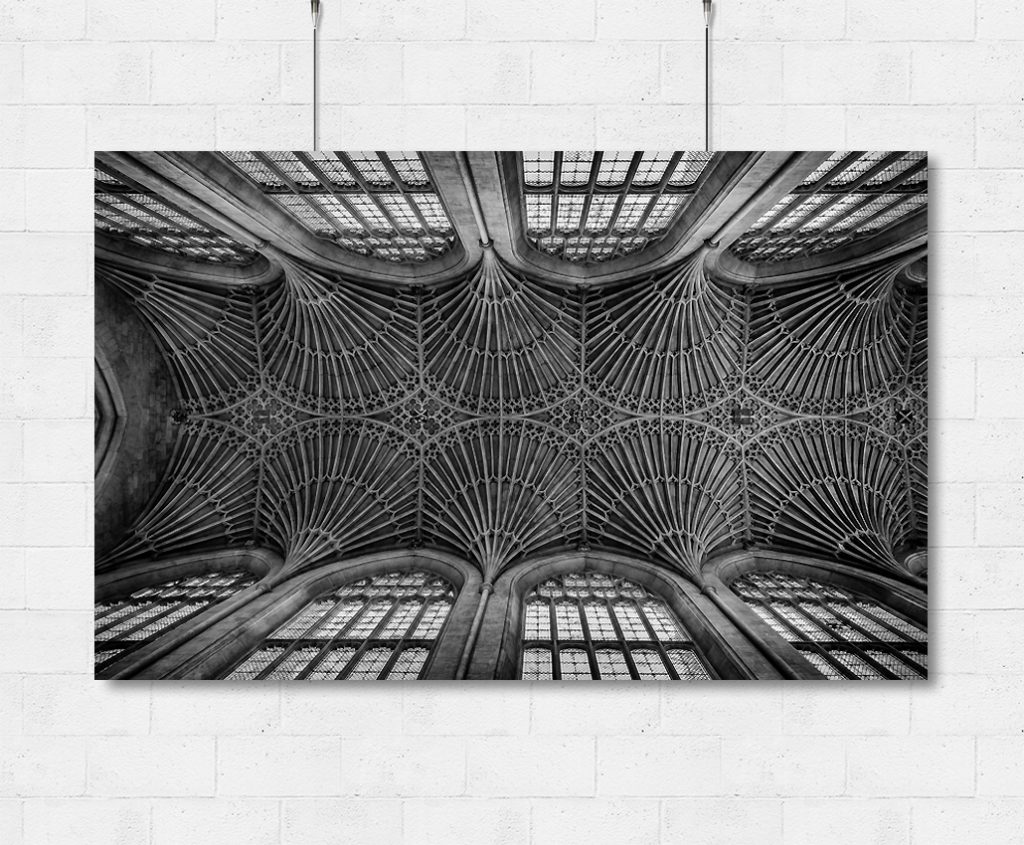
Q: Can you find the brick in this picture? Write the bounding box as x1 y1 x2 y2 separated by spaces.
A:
977 357 1024 419
0 673 24 733
977 737 1024 796
0 610 90 673
596 0 691 40
931 484 974 549
912 675 1024 735
89 737 215 797
473 0 594 41
719 105 846 150
662 686 782 735
326 0 467 41
280 684 399 735
281 43 403 105
24 45 148 105
935 170 1024 233
152 799 279 845
88 106 217 151
151 44 280 105
932 419 1024 482
913 44 1022 103
216 105 341 150
332 106 466 149
532 44 659 105
847 106 974 169
281 799 403 845
466 106 594 149
152 683 280 735
0 737 87 796
720 737 845 797
23 798 149 845
24 547 92 610
0 800 19 845
978 485 1024 546
88 0 214 39
977 0 1024 39
405 44 530 104
666 42 783 105
0 483 89 547
534 798 659 845
469 736 592 797
23 674 149 735
0 547 26 609
713 0 846 41
664 798 783 845
938 548 1024 609
785 44 910 104
0 423 22 482
219 737 340 797
342 736 465 797
21 419 92 483
0 45 23 102
783 798 910 845
849 0 975 41
0 233 92 295
0 107 88 169
847 737 975 797
0 172 25 231
932 357 974 419
912 798 1024 844
0 0 86 40
22 169 92 232
978 107 1024 170
783 686 911 736
0 359 90 419
598 737 719 796
404 686 530 735
216 0 308 40
595 106 704 149
532 684 659 735
405 798 530 844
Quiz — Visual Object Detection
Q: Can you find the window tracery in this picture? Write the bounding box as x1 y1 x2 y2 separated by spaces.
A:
729 151 926 265
731 570 925 680
95 571 255 676
519 572 713 680
220 151 457 264
520 152 713 263
222 570 454 680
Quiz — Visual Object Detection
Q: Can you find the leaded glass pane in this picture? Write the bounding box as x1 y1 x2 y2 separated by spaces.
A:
732 570 926 681
559 647 593 680
518 570 714 680
522 647 553 680
595 649 631 680
220 569 455 680
227 646 286 681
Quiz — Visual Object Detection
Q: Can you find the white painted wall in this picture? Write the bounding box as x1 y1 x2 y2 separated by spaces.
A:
2 0 1021 841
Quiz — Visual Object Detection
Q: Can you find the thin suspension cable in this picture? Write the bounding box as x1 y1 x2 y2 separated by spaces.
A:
311 0 322 150
703 0 712 152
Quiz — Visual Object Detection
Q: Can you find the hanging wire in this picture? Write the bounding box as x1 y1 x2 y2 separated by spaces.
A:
311 0 322 150
703 0 712 152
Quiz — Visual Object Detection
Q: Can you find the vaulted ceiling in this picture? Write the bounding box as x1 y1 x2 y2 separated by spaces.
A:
95 151 927 589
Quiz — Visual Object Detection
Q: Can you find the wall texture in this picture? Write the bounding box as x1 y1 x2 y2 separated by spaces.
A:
1 0 1021 842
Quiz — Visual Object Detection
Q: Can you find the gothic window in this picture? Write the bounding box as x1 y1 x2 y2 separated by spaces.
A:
220 151 457 264
94 165 257 265
222 570 455 680
731 571 926 680
520 151 713 264
94 571 256 676
729 151 926 264
519 572 713 680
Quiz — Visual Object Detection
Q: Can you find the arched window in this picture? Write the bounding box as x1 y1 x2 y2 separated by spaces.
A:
223 570 455 680
731 571 926 680
519 572 713 680
95 571 255 676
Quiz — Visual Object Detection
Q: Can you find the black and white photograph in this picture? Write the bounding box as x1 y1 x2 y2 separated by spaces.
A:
94 151 928 681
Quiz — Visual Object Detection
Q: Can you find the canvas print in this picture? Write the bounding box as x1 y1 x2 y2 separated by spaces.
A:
94 151 927 680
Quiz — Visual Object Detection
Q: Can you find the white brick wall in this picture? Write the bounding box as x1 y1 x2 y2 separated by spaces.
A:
1 0 1020 841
